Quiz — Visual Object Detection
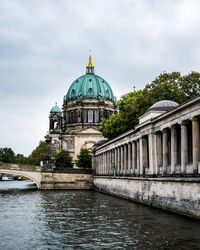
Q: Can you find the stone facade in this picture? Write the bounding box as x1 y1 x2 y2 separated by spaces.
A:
41 172 93 190
92 97 200 218
47 56 116 161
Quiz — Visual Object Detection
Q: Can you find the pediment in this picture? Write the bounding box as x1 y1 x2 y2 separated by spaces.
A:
77 127 101 135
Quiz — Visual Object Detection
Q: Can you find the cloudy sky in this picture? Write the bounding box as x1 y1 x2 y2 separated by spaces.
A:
0 0 200 156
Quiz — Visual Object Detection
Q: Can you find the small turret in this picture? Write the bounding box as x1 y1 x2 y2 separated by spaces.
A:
49 102 63 132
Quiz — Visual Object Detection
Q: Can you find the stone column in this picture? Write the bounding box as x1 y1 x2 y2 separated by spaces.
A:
128 143 131 174
124 144 127 175
136 140 140 175
121 146 124 175
171 125 178 174
132 141 136 174
101 153 103 175
155 132 162 175
109 150 112 175
110 150 112 174
148 133 155 175
114 148 117 176
100 154 102 175
117 147 120 174
143 137 148 171
181 121 188 174
139 138 144 175
107 151 110 175
107 152 109 175
162 129 168 175
101 154 103 175
192 117 200 173
97 155 100 175
103 152 106 175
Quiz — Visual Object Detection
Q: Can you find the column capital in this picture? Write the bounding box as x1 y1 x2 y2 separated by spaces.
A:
179 120 188 126
170 124 177 129
191 116 199 121
162 128 168 133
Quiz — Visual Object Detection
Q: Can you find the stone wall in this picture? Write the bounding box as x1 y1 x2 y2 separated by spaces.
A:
41 172 93 189
94 176 200 219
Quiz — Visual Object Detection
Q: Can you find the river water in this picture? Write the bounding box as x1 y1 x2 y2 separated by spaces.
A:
0 181 200 250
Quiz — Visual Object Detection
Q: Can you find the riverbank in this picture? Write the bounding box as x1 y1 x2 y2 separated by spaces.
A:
93 176 200 220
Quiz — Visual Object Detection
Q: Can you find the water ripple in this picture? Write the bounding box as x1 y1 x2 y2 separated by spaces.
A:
0 181 200 250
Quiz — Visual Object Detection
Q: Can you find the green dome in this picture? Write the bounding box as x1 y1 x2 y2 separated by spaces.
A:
50 104 62 113
64 73 116 103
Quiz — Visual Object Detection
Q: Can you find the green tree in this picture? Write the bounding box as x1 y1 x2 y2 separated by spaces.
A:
76 148 92 168
55 150 73 168
0 147 15 163
27 141 46 165
14 154 28 164
100 71 200 140
180 71 200 100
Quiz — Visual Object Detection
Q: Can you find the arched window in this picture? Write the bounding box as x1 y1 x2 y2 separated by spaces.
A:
54 121 58 129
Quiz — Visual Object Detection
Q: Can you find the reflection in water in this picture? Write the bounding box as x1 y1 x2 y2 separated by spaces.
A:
0 181 200 250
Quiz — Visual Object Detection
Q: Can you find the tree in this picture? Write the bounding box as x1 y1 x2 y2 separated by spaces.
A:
0 147 15 163
76 148 92 168
100 71 200 140
14 154 28 164
27 141 46 165
55 150 73 168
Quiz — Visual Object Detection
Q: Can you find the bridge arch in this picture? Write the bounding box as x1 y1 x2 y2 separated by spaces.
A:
0 169 41 189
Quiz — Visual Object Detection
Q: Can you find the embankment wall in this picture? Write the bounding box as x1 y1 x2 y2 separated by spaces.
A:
93 176 200 219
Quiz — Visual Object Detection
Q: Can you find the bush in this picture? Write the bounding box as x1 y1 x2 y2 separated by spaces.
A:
55 150 73 168
76 148 92 168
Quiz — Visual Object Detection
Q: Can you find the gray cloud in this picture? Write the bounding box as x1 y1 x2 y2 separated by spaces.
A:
0 0 200 155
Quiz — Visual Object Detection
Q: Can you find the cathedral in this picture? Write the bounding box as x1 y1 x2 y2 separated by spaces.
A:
48 54 117 161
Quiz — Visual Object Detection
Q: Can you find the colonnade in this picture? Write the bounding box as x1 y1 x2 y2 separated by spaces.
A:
93 117 200 176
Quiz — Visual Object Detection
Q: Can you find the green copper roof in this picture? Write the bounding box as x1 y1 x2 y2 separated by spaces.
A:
50 105 62 113
64 73 116 103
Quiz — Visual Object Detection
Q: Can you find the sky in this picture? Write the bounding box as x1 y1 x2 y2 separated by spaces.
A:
0 0 200 156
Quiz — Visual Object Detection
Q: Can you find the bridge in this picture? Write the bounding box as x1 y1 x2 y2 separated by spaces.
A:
0 162 42 188
0 162 93 189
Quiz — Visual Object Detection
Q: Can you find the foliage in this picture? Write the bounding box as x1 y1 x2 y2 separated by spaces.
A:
14 154 27 164
100 71 200 140
0 148 27 164
27 141 46 165
0 147 15 163
55 150 73 168
76 148 92 168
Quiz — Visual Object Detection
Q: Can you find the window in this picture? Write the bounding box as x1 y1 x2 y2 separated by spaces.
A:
84 110 88 123
88 110 93 123
94 110 97 122
67 141 72 150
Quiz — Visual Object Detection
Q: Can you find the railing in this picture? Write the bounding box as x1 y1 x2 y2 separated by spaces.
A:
53 168 93 174
0 162 41 172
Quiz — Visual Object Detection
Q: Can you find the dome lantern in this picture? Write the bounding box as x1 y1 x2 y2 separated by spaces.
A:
86 50 94 74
